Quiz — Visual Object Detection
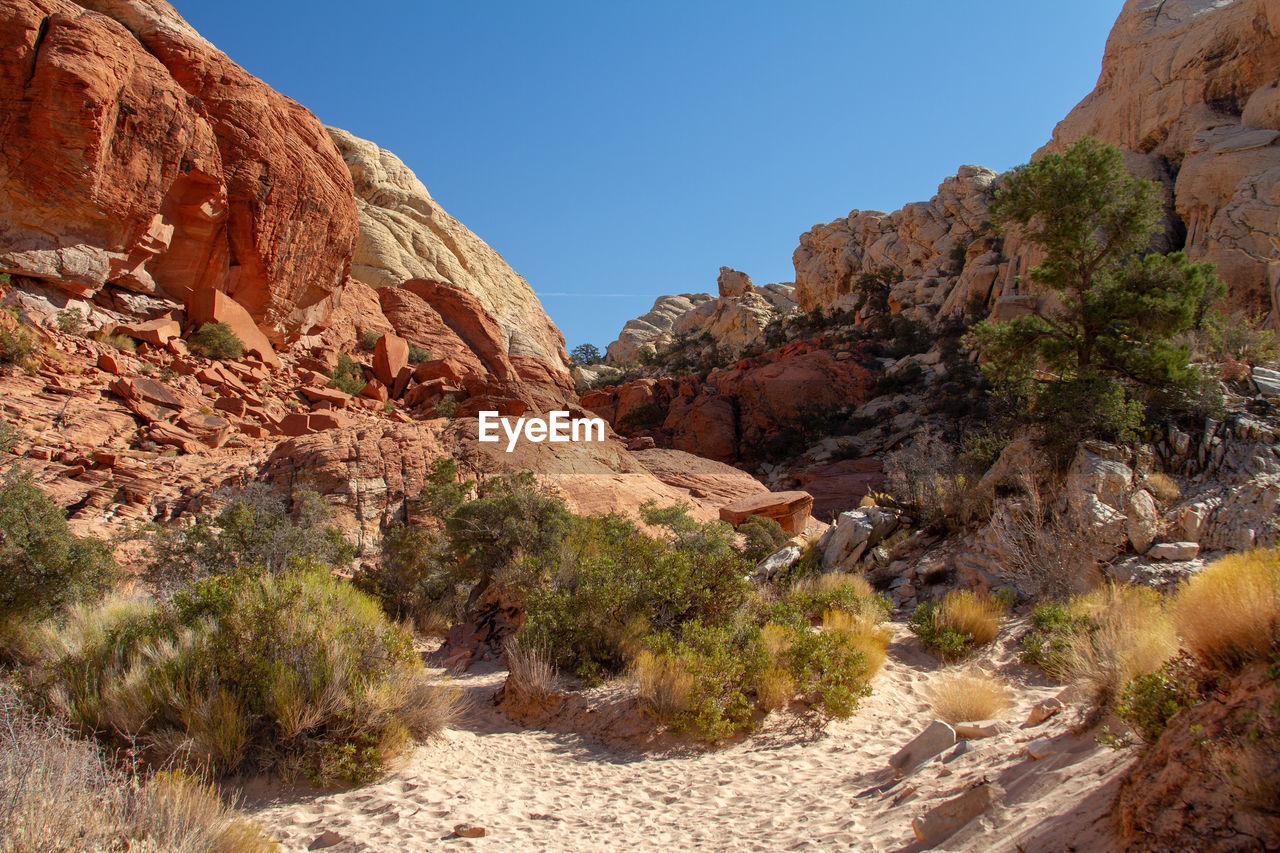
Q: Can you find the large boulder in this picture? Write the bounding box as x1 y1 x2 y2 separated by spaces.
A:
186 289 280 368
0 0 358 337
719 491 815 535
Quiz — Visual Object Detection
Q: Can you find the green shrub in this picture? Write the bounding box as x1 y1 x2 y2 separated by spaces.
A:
56 308 86 335
26 569 461 783
0 324 36 369
736 515 790 563
909 590 1009 660
0 473 118 625
618 401 666 433
520 514 750 681
146 485 354 592
187 322 244 360
1116 655 1201 742
359 331 380 351
1018 600 1087 679
328 353 366 395
434 396 458 418
407 344 431 363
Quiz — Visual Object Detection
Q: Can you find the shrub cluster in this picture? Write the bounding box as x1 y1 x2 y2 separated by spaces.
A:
188 322 245 360
909 589 1012 660
9 483 458 786
328 353 367 395
365 462 891 742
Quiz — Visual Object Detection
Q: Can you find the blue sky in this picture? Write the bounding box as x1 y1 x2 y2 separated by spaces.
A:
179 1 1123 353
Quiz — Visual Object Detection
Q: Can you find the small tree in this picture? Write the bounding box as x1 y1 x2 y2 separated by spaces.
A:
570 343 603 366
968 137 1223 453
187 322 245 360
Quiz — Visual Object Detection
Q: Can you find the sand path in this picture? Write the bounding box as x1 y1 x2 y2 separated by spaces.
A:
248 623 1135 852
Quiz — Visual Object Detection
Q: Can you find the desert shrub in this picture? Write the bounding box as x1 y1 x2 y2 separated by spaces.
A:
359 331 380 351
787 572 889 625
736 515 790 563
909 590 1009 660
885 426 972 529
1172 548 1280 672
1116 654 1201 742
519 514 750 681
434 396 458 418
0 323 36 369
1064 584 1176 711
188 322 245 360
360 522 457 628
633 648 696 722
640 500 736 555
0 472 119 626
988 459 1108 598
0 686 276 852
26 569 460 784
147 484 354 591
92 329 137 353
56 308 86 335
328 353 366 395
643 620 764 742
927 668 1012 724
1182 310 1280 367
407 344 431 363
1018 600 1088 679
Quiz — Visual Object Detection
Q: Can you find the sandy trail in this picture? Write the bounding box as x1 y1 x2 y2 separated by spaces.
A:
247 623 1135 852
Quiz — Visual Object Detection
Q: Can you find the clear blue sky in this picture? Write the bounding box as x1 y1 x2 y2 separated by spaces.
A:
179 1 1123 354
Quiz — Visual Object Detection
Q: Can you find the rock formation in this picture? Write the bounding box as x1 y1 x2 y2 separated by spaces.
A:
604 268 797 364
0 0 358 340
792 0 1280 328
327 127 571 376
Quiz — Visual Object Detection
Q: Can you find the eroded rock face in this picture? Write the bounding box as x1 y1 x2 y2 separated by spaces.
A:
0 0 358 338
793 166 1005 325
606 294 717 364
327 127 571 375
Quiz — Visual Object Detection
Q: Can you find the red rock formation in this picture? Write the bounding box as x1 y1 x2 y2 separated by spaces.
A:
583 339 874 463
0 0 357 337
186 289 280 368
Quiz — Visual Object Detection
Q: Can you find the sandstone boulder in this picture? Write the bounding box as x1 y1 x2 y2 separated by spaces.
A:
372 333 409 387
719 491 814 535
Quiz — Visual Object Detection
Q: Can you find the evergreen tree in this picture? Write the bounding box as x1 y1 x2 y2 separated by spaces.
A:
968 137 1223 454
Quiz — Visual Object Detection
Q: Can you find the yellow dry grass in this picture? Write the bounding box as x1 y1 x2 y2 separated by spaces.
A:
1066 585 1176 709
1172 548 1280 671
633 650 694 722
926 668 1012 724
935 590 1003 648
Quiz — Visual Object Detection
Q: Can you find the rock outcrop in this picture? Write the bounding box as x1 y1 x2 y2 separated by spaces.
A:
327 127 571 377
0 0 358 339
792 0 1280 328
605 268 798 364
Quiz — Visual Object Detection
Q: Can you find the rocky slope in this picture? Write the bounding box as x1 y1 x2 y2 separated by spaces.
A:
0 0 782 551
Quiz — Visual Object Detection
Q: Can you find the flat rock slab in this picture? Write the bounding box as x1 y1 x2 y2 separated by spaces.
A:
720 490 814 535
890 720 956 775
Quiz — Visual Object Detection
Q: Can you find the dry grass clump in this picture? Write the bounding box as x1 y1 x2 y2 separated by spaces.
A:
910 589 1009 659
1065 584 1176 709
1172 548 1280 672
0 686 275 852
633 648 695 721
1142 471 1181 504
504 637 561 705
927 668 1012 724
821 609 891 675
1215 742 1280 815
